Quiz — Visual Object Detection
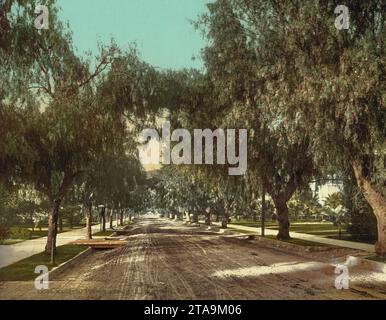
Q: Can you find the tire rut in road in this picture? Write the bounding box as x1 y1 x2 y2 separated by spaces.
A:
2 218 384 300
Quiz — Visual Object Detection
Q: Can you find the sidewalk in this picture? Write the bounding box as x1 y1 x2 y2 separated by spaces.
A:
212 222 375 254
0 224 103 269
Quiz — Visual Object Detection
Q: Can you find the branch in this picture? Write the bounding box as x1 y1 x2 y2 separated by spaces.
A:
30 47 55 98
27 84 55 99
56 171 80 201
78 57 109 88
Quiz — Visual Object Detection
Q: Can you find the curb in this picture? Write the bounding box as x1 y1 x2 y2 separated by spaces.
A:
218 228 234 235
49 247 93 280
219 229 363 263
254 235 333 253
192 221 371 265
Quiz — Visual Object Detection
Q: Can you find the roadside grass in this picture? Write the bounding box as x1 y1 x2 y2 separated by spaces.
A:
227 227 331 247
0 225 85 245
230 220 277 228
231 220 377 245
93 230 115 237
268 223 349 237
0 239 23 245
0 245 86 281
1 222 130 245
265 235 331 247
366 256 386 264
327 235 376 245
232 220 351 237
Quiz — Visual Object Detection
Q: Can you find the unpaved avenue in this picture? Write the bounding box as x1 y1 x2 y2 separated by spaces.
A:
1 218 385 300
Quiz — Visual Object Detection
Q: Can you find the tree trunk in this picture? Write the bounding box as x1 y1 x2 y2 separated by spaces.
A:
101 207 106 233
205 211 211 226
273 198 291 240
44 172 74 255
221 215 228 228
192 212 199 223
59 214 63 232
30 213 34 231
45 198 61 255
221 207 229 229
353 162 386 256
109 209 114 229
85 204 92 240
264 177 296 241
120 209 124 226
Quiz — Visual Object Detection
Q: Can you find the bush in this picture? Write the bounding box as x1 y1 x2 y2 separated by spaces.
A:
347 201 377 241
344 175 377 242
9 227 32 240
0 225 10 243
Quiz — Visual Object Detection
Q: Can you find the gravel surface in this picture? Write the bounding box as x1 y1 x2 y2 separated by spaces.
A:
1 218 385 300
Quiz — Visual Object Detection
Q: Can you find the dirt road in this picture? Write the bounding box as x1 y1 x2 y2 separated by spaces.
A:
1 218 385 300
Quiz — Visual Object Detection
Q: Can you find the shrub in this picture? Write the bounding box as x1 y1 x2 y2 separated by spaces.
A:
0 225 10 243
343 175 377 242
9 227 32 240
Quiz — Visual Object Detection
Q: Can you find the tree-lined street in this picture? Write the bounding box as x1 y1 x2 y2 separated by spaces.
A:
0 0 384 301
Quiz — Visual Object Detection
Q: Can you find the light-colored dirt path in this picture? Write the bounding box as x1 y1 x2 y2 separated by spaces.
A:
1 218 385 300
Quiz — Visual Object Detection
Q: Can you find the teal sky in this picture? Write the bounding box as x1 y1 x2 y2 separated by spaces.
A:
57 0 209 70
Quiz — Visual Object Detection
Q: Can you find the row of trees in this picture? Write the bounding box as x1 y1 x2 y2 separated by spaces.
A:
0 0 384 257
150 0 385 256
0 0 159 254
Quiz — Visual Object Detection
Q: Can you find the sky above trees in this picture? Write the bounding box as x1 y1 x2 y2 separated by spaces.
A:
57 0 208 70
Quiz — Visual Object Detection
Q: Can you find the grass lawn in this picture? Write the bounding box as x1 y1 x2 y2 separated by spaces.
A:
232 220 350 238
93 230 115 237
231 219 380 248
230 221 377 245
0 239 24 245
267 222 349 237
328 235 376 245
227 226 331 247
366 256 386 264
231 219 278 228
0 245 86 281
265 235 331 247
0 226 85 245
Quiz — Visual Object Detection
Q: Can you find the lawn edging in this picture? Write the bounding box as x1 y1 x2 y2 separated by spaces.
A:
253 234 339 254
196 221 331 251
49 247 93 280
